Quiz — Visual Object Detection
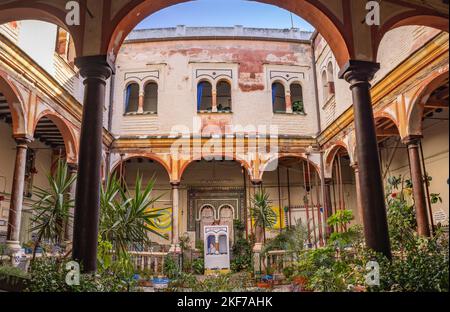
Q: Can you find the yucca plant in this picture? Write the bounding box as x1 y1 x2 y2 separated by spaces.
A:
99 174 168 257
30 160 76 260
250 190 277 243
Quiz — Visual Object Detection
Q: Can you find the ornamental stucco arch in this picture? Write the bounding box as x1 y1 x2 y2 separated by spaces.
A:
178 153 253 182
406 67 449 138
258 152 321 181
324 142 352 180
33 110 79 164
110 153 172 182
0 71 27 137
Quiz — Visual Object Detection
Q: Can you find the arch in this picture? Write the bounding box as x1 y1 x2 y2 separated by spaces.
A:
33 111 79 164
407 68 449 137
374 111 400 131
218 204 236 220
143 81 158 113
321 70 328 102
0 71 26 136
216 80 232 112
197 80 213 111
374 12 449 59
326 61 335 96
290 83 304 114
325 142 351 168
259 153 320 180
124 82 140 113
107 0 351 66
179 154 252 181
110 154 172 181
373 113 402 141
0 4 81 57
324 142 352 179
197 204 216 221
272 81 286 113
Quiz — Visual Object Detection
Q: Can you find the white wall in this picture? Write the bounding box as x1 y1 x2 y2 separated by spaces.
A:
17 21 58 76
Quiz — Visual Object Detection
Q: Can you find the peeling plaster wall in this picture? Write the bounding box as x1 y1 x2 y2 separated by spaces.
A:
113 38 318 137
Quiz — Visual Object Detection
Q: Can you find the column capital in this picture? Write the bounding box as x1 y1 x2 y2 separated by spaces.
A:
251 179 262 186
67 163 79 172
338 60 380 84
13 135 33 146
171 182 181 188
402 135 423 146
75 55 114 80
350 162 359 170
324 177 333 185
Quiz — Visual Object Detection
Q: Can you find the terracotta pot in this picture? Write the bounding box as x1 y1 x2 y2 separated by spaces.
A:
292 276 308 286
256 282 272 289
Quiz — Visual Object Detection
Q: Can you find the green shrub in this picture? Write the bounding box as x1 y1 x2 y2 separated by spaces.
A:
25 257 134 292
231 220 253 272
191 258 204 275
163 254 180 279
0 265 29 279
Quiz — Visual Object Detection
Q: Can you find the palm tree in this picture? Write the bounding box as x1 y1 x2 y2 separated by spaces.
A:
30 160 76 260
250 190 277 243
99 174 168 257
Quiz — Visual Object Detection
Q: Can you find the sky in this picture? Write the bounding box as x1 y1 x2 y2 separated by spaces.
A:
135 0 314 31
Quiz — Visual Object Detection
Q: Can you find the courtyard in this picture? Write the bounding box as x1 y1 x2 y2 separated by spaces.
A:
0 0 448 295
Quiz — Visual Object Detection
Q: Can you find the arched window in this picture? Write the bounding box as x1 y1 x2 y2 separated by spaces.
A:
321 71 328 102
197 81 213 112
143 82 158 113
272 82 286 113
216 80 232 112
125 83 139 113
327 62 335 96
290 83 305 114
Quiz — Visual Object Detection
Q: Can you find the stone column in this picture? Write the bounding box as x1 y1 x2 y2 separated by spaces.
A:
286 91 293 113
64 164 78 243
212 88 218 112
6 137 31 252
351 162 364 225
323 178 334 236
72 55 113 273
339 60 391 259
138 92 144 114
170 182 181 253
404 136 431 237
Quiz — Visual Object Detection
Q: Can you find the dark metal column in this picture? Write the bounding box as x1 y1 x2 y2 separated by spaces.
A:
72 55 113 273
404 136 431 237
339 60 391 259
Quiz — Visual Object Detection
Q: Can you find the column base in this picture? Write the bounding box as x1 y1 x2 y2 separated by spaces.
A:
6 240 22 254
169 244 182 254
253 243 264 277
